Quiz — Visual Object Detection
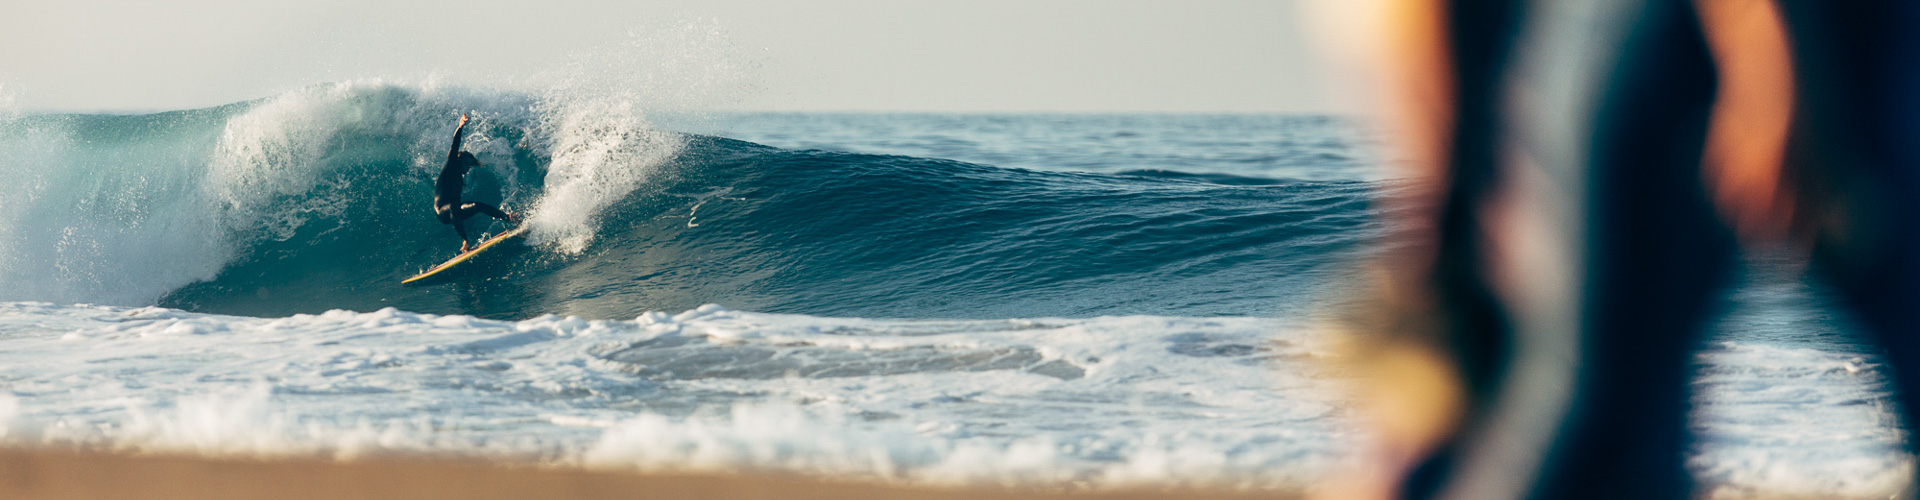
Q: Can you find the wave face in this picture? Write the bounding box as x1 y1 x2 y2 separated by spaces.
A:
1 84 1379 320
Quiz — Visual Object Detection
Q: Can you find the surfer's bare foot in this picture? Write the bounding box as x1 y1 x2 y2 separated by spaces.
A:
461 242 472 253
507 211 522 224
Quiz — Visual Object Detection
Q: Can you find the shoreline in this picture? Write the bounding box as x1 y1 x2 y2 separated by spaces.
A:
0 448 1299 500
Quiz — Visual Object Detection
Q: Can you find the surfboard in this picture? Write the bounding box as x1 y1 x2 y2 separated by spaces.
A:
402 225 531 285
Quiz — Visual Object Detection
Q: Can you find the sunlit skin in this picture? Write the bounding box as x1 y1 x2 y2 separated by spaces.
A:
1315 1 1462 499
1695 0 1796 245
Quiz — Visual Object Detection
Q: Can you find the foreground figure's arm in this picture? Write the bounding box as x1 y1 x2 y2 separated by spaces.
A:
1695 0 1795 243
1310 2 1463 498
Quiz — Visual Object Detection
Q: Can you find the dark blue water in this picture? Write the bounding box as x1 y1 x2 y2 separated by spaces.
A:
689 113 1385 182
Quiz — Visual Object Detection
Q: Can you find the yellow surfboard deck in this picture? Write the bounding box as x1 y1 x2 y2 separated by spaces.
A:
402 225 531 285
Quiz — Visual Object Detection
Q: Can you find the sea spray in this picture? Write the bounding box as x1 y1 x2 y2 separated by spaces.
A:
0 84 16 120
0 110 230 305
0 106 57 300
518 19 750 253
524 93 683 254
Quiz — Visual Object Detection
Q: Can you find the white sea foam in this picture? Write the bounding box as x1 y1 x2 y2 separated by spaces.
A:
117 384 303 457
524 94 682 253
518 20 751 253
1689 341 1914 499
0 302 1352 490
0 392 18 440
0 288 1908 494
579 402 1329 489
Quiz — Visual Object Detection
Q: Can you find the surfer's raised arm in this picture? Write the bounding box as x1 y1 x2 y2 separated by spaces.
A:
430 111 517 256
447 113 470 164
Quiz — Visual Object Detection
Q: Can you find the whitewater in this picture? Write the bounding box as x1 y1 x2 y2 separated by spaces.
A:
0 81 1909 497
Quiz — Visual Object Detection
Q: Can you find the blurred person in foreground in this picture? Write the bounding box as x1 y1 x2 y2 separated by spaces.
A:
1320 1 1920 498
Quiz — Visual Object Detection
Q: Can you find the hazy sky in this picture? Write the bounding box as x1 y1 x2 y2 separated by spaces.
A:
0 0 1348 113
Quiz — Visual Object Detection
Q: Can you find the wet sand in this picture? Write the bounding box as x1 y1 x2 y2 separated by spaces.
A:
0 448 1296 500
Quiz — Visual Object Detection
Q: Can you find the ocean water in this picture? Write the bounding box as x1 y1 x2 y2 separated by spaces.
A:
0 81 1907 496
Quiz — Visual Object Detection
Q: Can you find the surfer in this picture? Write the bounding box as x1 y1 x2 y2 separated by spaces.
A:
436 113 518 253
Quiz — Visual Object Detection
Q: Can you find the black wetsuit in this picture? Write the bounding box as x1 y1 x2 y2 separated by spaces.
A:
434 118 511 247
